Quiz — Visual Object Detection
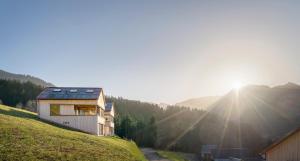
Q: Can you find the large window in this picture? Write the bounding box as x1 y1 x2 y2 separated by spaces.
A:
50 104 60 116
50 104 97 116
74 105 97 116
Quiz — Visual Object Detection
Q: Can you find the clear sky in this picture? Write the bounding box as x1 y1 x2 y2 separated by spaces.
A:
1 0 300 104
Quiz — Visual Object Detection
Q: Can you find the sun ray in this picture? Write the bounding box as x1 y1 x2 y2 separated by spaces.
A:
218 94 235 155
246 91 295 124
156 110 186 124
165 97 224 149
241 92 274 134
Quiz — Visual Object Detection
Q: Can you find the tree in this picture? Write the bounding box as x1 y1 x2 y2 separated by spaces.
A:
135 120 146 146
0 80 43 108
25 100 37 112
144 116 157 147
16 102 23 109
120 115 137 140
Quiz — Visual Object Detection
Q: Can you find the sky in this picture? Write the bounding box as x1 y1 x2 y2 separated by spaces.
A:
1 0 300 104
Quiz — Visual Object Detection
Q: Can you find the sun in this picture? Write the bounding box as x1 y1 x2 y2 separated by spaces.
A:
232 80 243 90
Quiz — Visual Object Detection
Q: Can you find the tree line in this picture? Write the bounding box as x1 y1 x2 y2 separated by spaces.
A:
0 79 43 112
114 115 157 147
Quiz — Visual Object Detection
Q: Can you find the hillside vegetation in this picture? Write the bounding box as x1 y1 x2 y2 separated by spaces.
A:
210 83 300 139
176 96 221 110
0 105 146 161
0 80 43 111
0 69 53 87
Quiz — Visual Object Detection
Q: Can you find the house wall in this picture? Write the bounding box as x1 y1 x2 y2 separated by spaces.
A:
97 91 105 109
37 99 105 135
266 130 300 161
104 103 114 136
109 106 115 117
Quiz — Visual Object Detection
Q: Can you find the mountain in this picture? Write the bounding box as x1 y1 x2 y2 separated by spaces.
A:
176 96 221 110
0 69 54 87
0 104 146 161
209 83 300 140
273 82 300 89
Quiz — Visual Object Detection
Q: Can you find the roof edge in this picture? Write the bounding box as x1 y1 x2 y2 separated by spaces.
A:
260 126 300 154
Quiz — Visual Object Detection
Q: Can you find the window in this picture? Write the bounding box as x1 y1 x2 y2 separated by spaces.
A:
50 104 97 116
50 104 60 116
74 105 97 115
53 89 61 92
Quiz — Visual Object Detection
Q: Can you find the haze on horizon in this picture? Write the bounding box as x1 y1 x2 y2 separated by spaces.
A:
1 0 300 104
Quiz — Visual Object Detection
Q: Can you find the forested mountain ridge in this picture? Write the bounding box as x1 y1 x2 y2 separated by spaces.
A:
176 96 221 110
106 96 265 155
209 83 300 140
0 69 54 87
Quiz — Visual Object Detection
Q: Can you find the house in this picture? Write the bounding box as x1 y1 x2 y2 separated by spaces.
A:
104 102 114 136
260 126 300 161
36 87 114 136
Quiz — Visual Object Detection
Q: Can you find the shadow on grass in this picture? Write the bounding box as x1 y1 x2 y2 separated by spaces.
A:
0 107 37 120
0 107 83 133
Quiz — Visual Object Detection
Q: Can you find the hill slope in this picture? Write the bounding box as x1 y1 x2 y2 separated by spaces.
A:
176 96 221 110
0 105 146 161
0 69 54 87
209 83 300 139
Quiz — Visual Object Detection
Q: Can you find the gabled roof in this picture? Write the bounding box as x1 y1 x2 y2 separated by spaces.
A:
37 87 102 100
261 126 300 153
105 102 113 112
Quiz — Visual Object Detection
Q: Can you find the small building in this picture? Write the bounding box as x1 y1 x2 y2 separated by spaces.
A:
36 87 114 136
260 126 300 161
104 102 115 136
201 145 249 161
201 144 218 160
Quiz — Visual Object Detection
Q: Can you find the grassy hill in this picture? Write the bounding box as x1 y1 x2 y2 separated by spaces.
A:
0 105 146 161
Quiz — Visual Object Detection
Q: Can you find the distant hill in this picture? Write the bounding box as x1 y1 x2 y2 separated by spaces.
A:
209 82 300 140
176 96 221 110
273 82 300 89
0 104 146 161
0 69 54 87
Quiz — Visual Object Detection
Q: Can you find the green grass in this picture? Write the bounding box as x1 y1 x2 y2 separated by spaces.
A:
157 150 187 161
0 104 147 161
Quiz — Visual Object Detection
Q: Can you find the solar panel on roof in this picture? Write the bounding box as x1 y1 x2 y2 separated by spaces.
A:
53 89 61 92
70 89 77 92
86 89 94 93
37 87 101 100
